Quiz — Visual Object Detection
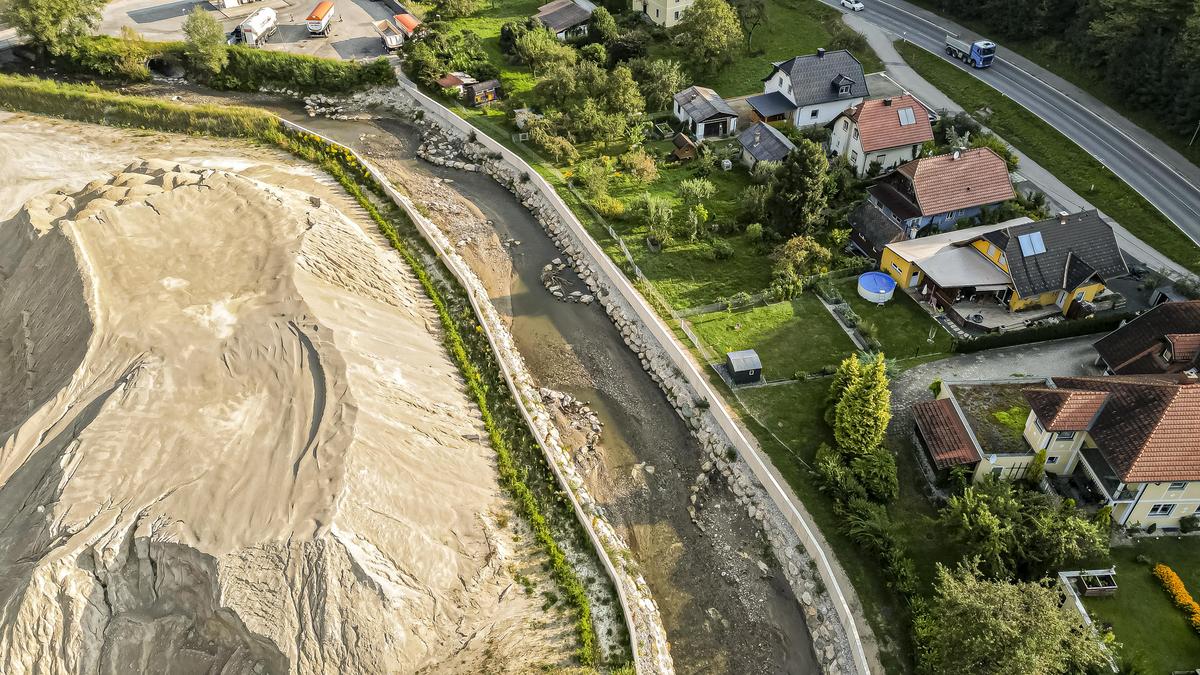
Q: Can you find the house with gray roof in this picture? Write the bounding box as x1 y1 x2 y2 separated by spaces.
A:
535 0 595 40
673 86 739 140
737 122 795 169
748 48 867 128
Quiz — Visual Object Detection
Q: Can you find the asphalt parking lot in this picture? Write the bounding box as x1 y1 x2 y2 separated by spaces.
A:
97 0 394 60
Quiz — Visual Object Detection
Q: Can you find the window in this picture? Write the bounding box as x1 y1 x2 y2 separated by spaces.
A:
1055 431 1075 441
838 84 851 95
1017 231 1047 256
985 243 997 259
850 150 858 164
1149 503 1176 517
1169 481 1188 491
1046 456 1060 464
655 8 659 15
853 128 859 139
891 262 904 276
842 120 849 131
1033 416 1045 433
673 10 679 17
876 155 886 165
991 467 1003 477
810 109 819 119
998 254 1007 268
897 107 916 126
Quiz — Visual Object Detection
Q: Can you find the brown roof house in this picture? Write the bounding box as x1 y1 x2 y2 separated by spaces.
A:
535 0 594 40
878 210 1127 331
1094 300 1200 375
829 94 935 177
854 147 1015 251
913 374 1200 530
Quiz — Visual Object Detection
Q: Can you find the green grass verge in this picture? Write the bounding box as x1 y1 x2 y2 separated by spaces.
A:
896 41 1200 275
1085 540 1200 673
688 296 855 378
0 73 619 670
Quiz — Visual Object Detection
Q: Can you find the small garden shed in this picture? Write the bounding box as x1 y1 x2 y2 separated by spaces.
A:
725 349 763 385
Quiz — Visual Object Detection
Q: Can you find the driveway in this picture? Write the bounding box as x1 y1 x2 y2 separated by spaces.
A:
890 335 1102 430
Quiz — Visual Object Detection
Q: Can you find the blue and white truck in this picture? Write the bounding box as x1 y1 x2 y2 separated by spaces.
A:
945 34 996 68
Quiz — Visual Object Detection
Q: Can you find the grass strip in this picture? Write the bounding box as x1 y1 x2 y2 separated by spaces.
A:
897 41 1200 275
0 73 610 669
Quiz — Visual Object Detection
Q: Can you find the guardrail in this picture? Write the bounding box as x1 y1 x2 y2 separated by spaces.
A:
274 118 649 671
390 75 872 674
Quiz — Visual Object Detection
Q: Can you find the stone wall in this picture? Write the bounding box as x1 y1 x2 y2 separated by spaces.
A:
310 82 871 675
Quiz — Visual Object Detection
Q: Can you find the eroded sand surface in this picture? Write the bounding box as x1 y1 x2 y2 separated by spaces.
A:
0 114 572 674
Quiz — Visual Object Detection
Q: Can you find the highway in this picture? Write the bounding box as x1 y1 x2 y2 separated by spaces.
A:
832 0 1200 248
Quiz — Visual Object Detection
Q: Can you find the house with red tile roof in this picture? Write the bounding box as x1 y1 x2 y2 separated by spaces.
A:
913 374 1200 529
828 95 935 177
1093 300 1200 375
859 147 1015 246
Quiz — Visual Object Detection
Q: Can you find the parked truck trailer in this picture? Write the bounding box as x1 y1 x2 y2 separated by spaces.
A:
228 7 277 47
306 1 336 37
945 34 996 68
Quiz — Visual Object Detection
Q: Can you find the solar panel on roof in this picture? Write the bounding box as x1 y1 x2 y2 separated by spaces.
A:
898 107 916 126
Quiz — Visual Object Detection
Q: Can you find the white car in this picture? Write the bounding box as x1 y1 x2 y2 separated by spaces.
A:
841 0 865 10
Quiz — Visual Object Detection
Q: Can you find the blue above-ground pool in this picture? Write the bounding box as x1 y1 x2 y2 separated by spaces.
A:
857 271 896 304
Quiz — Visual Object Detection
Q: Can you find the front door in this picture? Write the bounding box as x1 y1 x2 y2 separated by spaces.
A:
909 271 920 288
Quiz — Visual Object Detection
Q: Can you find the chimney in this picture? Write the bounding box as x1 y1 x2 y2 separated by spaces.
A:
952 150 960 160
754 127 761 144
817 48 826 58
883 97 892 106
1057 211 1069 225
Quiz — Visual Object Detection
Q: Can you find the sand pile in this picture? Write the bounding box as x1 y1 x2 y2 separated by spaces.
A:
0 139 570 673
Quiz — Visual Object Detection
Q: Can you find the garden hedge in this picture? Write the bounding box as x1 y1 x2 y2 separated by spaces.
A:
951 312 1132 353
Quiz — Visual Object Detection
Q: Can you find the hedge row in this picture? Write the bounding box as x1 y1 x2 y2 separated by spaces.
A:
0 74 610 667
59 36 394 95
951 311 1132 353
1152 563 1200 634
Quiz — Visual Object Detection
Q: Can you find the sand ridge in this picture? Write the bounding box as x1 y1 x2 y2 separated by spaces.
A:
0 115 573 674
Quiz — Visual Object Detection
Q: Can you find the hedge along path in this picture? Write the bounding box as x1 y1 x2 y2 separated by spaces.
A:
0 74 624 670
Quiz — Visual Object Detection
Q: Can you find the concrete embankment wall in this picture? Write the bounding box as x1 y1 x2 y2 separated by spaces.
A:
309 75 875 675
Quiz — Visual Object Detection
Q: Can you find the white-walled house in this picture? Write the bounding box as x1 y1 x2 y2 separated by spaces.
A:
829 94 935 177
747 49 867 128
673 86 739 140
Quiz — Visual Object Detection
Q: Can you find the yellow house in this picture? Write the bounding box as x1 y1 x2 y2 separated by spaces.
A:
880 210 1127 331
913 375 1200 530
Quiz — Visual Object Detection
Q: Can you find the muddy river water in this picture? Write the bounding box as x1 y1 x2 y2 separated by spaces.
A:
277 110 818 674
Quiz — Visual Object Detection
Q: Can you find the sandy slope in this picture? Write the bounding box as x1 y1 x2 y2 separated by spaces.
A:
0 114 571 674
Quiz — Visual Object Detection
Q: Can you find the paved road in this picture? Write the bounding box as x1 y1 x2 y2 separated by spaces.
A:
827 0 1200 248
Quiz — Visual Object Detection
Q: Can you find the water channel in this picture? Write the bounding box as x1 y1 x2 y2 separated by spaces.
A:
276 109 818 675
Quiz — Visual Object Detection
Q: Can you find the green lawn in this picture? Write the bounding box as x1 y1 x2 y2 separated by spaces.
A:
1085 539 1200 673
834 276 952 360
688 296 855 377
408 0 542 95
651 0 885 97
897 41 1200 275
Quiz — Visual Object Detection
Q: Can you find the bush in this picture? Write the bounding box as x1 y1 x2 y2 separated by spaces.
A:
619 148 658 182
711 239 735 260
208 48 393 94
1182 515 1200 534
590 193 625 219
952 312 1133 353
1154 563 1200 634
745 222 763 241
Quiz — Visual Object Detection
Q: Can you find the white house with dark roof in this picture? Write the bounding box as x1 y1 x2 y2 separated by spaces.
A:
737 122 795 169
748 48 868 128
673 86 739 140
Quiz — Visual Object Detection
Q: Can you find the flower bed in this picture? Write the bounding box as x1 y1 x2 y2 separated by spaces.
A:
1153 563 1200 633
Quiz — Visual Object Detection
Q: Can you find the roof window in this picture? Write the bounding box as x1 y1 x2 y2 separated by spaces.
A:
898 107 916 126
1017 231 1046 256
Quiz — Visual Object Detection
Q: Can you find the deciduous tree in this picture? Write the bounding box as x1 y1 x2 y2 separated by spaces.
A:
182 7 228 76
671 0 743 74
626 58 687 111
588 6 619 45
915 561 1110 675
1 0 106 55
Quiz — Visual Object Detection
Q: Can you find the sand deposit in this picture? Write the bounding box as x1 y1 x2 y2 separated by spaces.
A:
0 114 574 673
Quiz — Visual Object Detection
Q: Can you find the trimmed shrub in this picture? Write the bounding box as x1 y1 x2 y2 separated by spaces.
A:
952 312 1133 353
1182 514 1200 534
1153 563 1200 634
